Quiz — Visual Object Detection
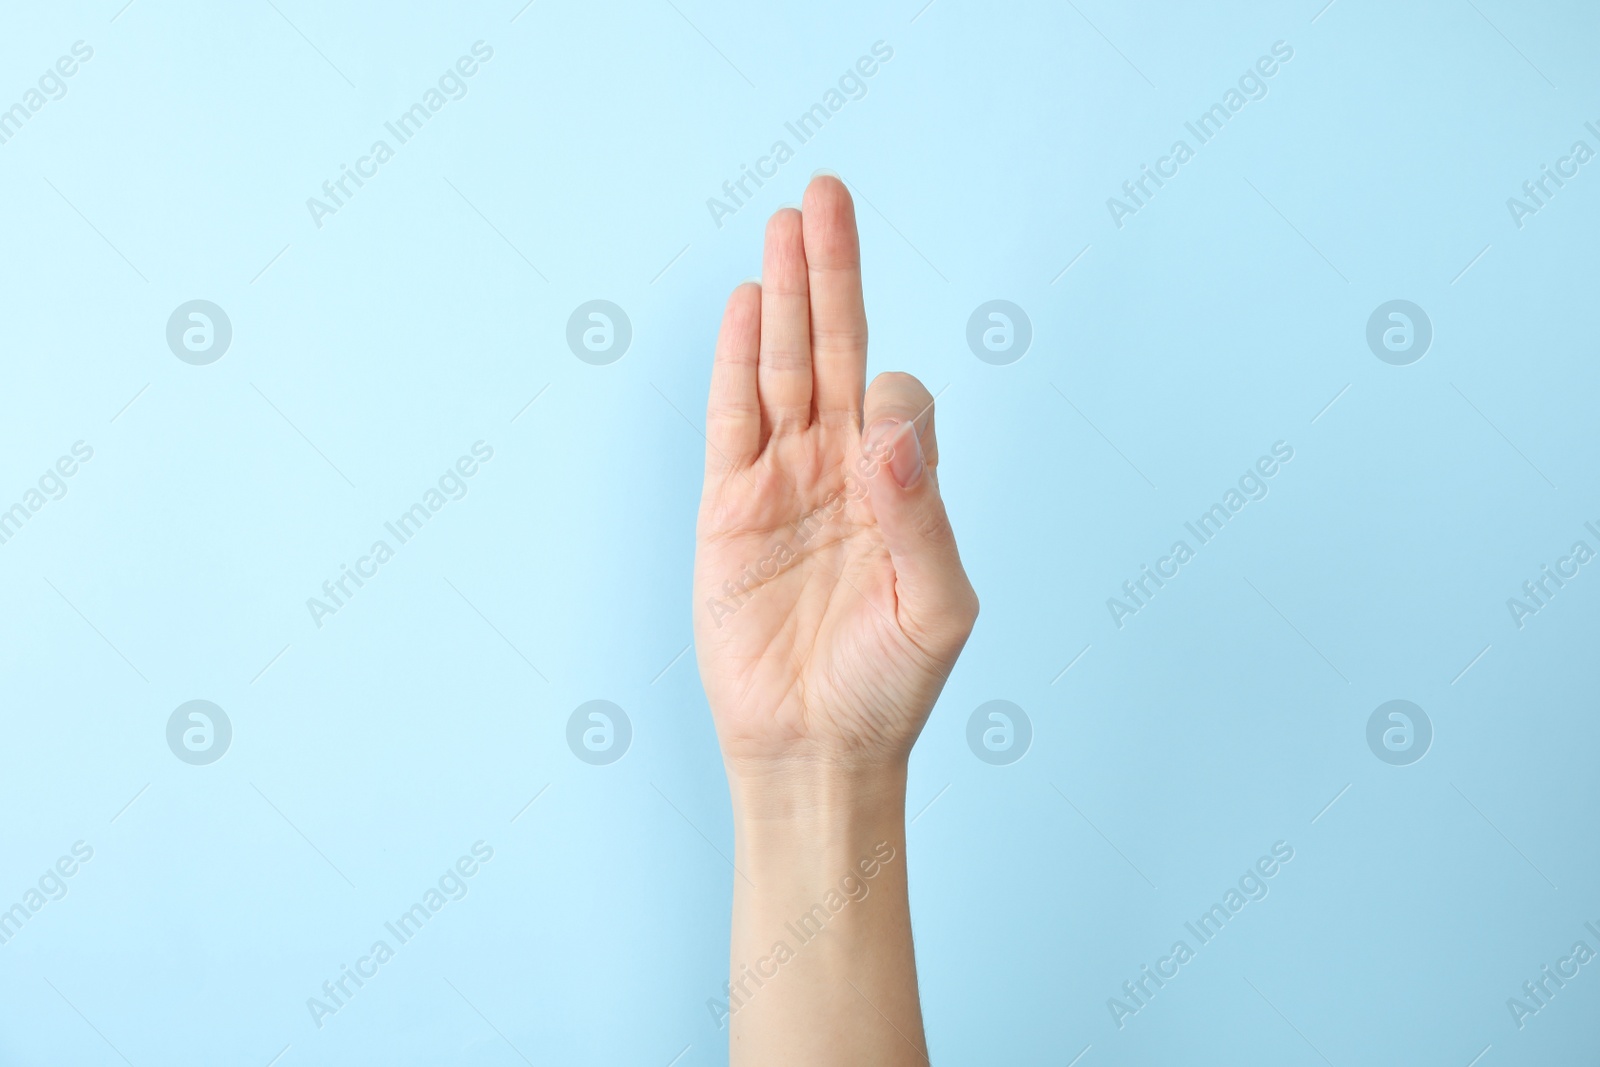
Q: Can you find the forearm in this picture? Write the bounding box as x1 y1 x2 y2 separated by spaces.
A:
695 176 972 1064
724 763 928 1066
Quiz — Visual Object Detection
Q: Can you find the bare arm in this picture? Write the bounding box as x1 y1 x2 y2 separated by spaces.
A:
726 767 923 1064
694 175 977 1065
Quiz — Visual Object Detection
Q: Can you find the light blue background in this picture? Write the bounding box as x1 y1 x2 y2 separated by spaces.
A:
1 0 1596 1063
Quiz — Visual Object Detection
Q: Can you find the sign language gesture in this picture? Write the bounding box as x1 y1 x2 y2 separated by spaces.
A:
693 175 979 779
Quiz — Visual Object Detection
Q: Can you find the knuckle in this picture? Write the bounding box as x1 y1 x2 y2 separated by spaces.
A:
866 372 935 426
759 343 809 371
812 323 869 350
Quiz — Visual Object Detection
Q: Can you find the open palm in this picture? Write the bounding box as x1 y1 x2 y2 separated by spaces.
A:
693 176 978 776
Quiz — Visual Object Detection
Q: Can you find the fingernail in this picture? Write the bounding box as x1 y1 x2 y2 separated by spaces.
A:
891 429 924 488
865 419 923 489
811 168 839 180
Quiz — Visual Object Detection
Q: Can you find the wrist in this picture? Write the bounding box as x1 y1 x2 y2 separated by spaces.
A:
728 761 910 938
723 756 921 1062
727 757 908 830
728 760 908 887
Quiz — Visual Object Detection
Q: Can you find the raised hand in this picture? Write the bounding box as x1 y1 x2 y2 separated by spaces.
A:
693 175 978 782
693 173 976 1065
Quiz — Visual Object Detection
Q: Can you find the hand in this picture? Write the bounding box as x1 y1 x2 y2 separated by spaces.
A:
693 175 978 784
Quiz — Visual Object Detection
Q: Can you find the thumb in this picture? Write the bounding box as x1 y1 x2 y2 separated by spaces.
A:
859 372 978 647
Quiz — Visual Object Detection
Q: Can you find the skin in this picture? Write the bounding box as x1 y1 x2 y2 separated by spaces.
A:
693 174 978 1065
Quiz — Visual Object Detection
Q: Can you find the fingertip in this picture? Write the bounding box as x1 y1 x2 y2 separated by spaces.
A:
802 186 860 279
865 370 934 414
723 281 761 332
767 205 803 233
863 371 939 466
868 369 926 388
805 175 853 218
805 172 848 206
763 208 808 278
